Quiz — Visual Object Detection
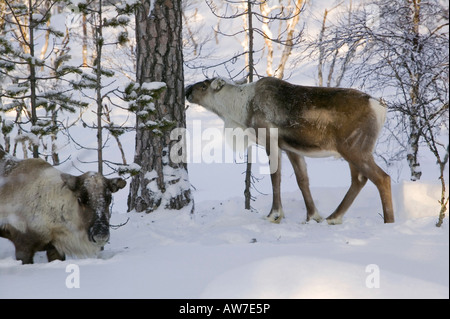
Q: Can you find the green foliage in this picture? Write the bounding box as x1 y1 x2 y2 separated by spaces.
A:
117 31 129 45
117 163 141 177
1 118 14 136
124 81 166 113
105 123 126 138
124 81 176 135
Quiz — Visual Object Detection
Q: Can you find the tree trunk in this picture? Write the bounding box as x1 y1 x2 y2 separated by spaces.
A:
82 13 88 67
244 0 254 211
275 0 303 79
406 0 422 181
436 145 449 227
406 116 422 181
28 0 38 158
95 0 104 174
260 1 274 77
128 0 192 213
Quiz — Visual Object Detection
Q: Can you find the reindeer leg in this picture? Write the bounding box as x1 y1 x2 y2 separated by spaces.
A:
15 248 35 265
266 150 284 223
326 163 368 225
6 227 37 264
334 151 394 224
14 236 37 265
45 243 66 262
356 158 394 223
286 151 322 223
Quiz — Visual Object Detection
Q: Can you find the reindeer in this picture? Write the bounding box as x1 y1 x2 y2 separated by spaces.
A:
0 146 127 264
185 77 394 224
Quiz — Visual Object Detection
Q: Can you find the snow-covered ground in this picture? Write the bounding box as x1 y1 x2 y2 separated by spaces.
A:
0 179 448 298
1 103 448 299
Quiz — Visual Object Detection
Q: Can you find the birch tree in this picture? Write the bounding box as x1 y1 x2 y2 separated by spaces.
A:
316 0 448 180
205 0 304 79
314 0 449 224
259 0 304 79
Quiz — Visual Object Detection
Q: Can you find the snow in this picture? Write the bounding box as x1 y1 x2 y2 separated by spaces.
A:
13 132 39 146
148 0 156 18
5 84 28 94
141 81 166 92
1 172 448 298
0 0 448 300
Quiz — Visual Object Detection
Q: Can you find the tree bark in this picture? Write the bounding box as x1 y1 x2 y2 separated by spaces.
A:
28 0 38 158
275 0 303 79
95 0 104 174
128 0 192 213
406 0 423 181
244 0 254 211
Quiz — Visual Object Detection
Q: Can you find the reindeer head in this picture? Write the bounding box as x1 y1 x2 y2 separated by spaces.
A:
185 78 231 106
61 172 127 247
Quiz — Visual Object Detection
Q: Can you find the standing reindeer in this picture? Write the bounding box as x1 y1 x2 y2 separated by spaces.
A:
186 77 394 224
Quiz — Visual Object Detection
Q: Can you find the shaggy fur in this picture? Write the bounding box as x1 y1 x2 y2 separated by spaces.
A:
0 147 126 264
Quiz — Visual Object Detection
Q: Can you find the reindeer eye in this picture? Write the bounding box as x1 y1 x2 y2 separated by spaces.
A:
77 192 89 206
201 83 208 90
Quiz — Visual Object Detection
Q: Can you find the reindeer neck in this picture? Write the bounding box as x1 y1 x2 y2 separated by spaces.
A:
212 83 256 127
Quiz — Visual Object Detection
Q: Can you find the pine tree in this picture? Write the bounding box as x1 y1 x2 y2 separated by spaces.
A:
128 0 192 213
73 0 135 174
0 0 87 159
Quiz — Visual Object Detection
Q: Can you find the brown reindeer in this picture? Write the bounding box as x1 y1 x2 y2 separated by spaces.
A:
185 77 394 224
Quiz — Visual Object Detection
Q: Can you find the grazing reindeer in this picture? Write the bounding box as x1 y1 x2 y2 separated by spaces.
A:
0 146 127 264
186 77 394 224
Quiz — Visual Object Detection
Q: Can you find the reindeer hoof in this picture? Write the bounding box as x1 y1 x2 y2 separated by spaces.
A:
326 217 343 225
266 210 284 224
307 211 323 223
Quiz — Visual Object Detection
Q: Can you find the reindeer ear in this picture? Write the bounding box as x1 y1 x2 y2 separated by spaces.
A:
107 178 127 193
210 78 227 91
61 173 79 192
234 76 248 85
